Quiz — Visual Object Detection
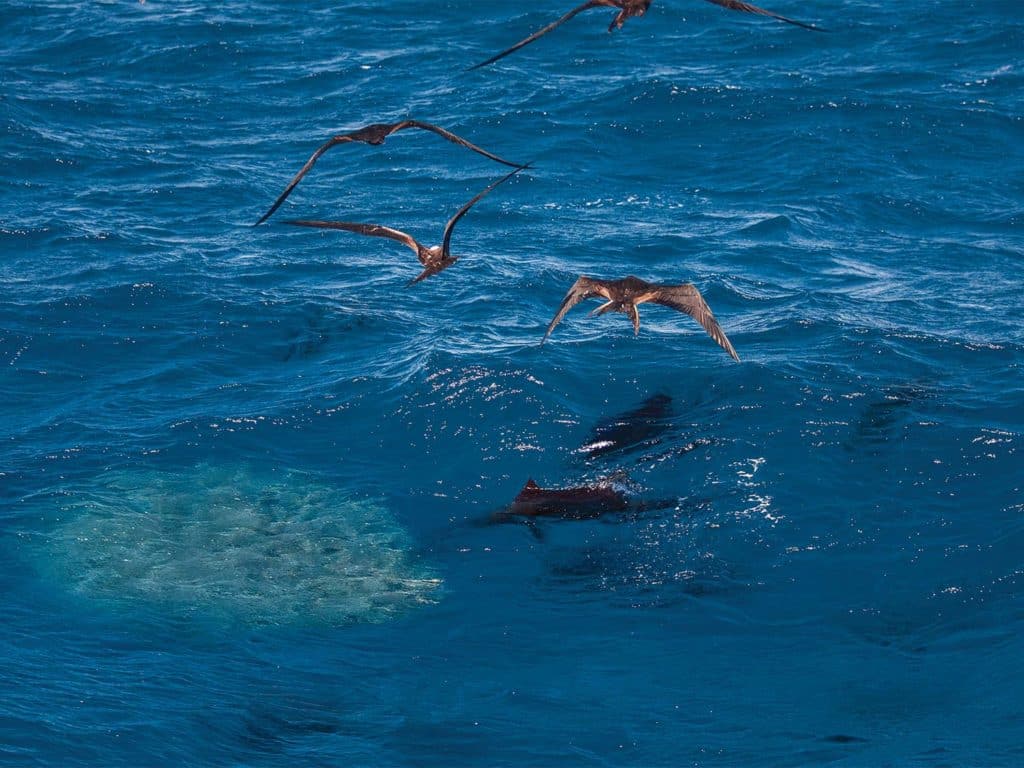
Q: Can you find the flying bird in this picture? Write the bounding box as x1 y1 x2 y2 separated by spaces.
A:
542 275 740 361
469 0 651 70
255 120 525 225
469 0 822 70
284 166 527 285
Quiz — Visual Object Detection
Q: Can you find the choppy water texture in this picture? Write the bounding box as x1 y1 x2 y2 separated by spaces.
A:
2 1 1023 766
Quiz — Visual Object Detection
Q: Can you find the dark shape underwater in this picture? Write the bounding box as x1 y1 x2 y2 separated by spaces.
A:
846 383 932 454
577 393 675 460
490 477 676 527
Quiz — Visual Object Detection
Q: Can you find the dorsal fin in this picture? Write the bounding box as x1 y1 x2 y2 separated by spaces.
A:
523 478 540 491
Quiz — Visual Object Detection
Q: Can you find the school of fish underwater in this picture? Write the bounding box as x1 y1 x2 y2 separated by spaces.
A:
2 1 1022 765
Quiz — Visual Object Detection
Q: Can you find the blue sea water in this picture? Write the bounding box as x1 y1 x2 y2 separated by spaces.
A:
2 0 1023 764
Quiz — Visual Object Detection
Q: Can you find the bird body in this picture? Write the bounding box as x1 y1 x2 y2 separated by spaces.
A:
610 0 654 30
469 0 822 70
543 275 740 361
469 0 650 70
285 166 527 285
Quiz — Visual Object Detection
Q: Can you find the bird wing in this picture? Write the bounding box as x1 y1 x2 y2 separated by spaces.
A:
703 0 824 32
542 276 612 343
441 165 527 257
639 284 740 361
396 120 526 168
468 0 619 71
284 220 423 258
255 134 360 225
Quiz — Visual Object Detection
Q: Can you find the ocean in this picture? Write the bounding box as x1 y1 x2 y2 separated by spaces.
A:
2 1 1022 765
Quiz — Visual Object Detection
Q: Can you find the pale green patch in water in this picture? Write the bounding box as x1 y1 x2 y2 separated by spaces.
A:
44 465 441 624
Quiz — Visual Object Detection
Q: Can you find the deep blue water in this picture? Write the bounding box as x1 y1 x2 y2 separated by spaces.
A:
2 0 1023 765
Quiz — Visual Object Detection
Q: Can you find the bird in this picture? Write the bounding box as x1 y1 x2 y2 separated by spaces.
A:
469 0 651 70
468 0 822 70
542 275 740 361
255 120 525 225
284 166 528 285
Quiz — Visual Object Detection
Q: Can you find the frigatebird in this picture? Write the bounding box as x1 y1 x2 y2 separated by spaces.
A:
284 166 527 285
469 0 823 70
255 120 524 225
542 275 740 361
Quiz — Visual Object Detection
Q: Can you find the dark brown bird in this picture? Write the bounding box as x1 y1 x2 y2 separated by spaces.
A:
469 0 652 70
469 0 822 70
284 166 526 285
542 275 740 361
255 120 525 225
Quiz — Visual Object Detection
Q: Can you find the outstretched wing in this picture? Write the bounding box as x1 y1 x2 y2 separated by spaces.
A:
255 134 360 225
396 120 526 168
542 276 612 343
284 220 423 258
468 0 618 71
640 284 740 361
441 165 528 257
703 0 824 32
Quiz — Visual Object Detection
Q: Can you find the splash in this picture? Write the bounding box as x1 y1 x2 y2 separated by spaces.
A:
44 465 440 624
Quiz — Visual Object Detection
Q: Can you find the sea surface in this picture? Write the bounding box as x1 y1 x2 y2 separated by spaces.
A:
2 1 1023 765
